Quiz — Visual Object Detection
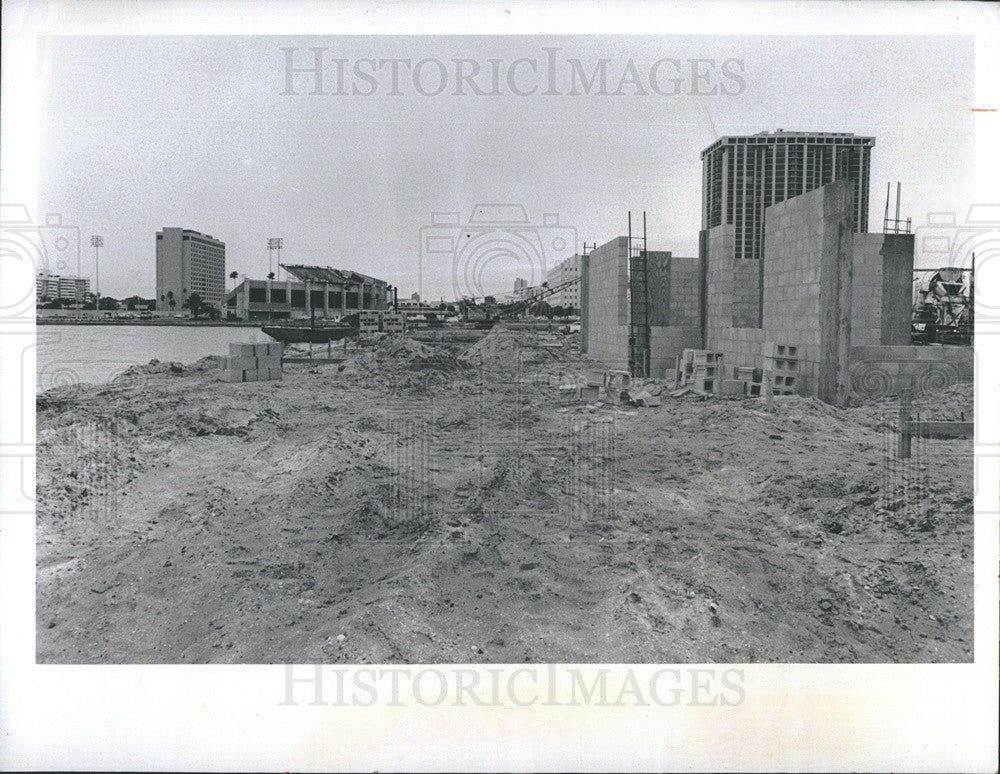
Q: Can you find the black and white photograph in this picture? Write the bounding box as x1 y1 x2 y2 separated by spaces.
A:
1 0 998 771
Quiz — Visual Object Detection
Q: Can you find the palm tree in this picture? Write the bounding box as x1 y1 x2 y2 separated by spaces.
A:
267 271 275 281
182 292 205 319
229 270 239 289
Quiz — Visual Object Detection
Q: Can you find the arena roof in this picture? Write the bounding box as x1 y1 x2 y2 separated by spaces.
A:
279 265 388 286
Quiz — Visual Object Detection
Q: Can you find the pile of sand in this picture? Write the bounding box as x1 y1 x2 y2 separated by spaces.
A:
333 336 468 382
459 328 566 369
120 355 225 379
373 335 434 360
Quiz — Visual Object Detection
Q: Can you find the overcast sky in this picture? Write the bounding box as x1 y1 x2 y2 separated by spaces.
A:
36 34 973 300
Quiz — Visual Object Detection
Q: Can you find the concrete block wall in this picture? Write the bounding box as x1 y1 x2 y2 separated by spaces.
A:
760 185 831 394
669 257 701 329
704 224 735 339
879 234 914 345
646 251 673 327
732 260 761 328
706 181 857 402
582 236 630 371
649 326 703 378
851 233 883 347
581 240 703 376
642 253 704 377
704 223 767 374
851 233 913 347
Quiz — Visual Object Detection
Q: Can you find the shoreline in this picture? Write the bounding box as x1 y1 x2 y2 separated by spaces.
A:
36 318 263 327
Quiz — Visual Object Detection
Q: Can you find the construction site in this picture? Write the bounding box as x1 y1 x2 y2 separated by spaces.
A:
36 130 974 664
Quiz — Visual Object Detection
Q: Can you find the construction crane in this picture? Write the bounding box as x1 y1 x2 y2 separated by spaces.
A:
458 276 582 326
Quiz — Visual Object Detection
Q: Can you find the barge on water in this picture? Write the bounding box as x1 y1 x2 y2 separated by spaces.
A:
260 324 356 344
261 313 359 344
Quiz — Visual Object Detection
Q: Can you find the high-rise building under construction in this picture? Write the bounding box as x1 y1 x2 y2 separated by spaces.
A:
700 130 874 262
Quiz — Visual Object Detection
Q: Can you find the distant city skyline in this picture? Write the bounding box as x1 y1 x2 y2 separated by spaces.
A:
35 35 973 300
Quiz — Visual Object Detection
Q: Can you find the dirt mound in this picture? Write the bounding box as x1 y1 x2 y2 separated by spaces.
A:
335 350 380 378
118 355 225 379
459 327 569 369
373 335 434 360
334 336 469 381
848 380 974 429
36 327 972 665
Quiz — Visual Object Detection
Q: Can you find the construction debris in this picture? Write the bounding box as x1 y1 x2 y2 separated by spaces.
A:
676 349 724 394
762 342 800 395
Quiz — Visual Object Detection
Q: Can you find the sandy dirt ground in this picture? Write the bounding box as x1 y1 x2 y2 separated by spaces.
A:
36 327 974 663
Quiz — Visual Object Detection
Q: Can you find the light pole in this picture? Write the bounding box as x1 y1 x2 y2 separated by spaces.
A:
90 235 103 312
267 237 283 281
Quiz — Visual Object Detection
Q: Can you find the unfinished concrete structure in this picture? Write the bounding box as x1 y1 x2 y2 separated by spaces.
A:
700 130 874 330
579 129 973 402
580 237 702 377
701 179 910 402
581 181 971 403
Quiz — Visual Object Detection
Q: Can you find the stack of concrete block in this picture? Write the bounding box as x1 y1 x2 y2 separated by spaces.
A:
762 341 799 395
222 342 284 383
733 365 765 397
382 312 407 333
359 311 381 334
677 349 723 394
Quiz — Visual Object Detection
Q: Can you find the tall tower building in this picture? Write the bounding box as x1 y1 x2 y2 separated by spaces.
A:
701 130 874 262
155 228 226 312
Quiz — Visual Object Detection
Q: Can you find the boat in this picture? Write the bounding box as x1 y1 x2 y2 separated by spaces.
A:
260 323 357 344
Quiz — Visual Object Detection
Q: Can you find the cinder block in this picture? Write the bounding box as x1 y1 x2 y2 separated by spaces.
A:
579 384 600 402
268 368 283 381
221 370 244 383
258 355 282 371
720 379 747 397
266 342 285 357
691 378 716 394
229 342 257 358
226 355 257 370
243 369 260 382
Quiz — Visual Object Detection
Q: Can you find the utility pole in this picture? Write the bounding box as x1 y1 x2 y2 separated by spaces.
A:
90 235 103 311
